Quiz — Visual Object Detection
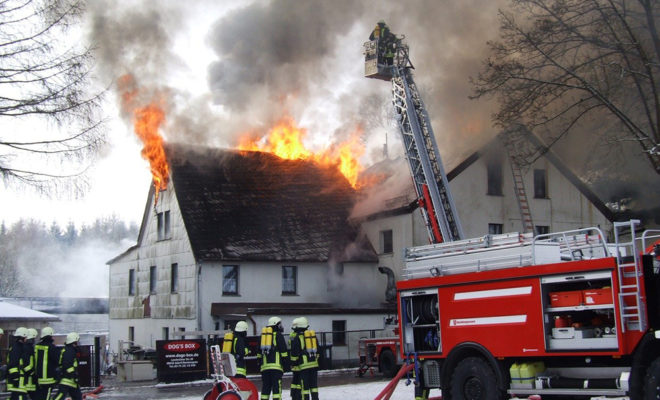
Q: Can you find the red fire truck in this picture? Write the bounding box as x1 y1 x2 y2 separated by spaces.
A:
364 25 660 398
357 329 401 378
397 221 660 398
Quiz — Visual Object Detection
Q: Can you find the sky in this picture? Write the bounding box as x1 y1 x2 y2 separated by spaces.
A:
0 0 507 229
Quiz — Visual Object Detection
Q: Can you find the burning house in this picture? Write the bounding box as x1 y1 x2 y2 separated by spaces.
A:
358 133 614 279
106 143 388 363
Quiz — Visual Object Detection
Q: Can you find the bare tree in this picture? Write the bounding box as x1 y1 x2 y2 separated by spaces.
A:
0 0 105 193
472 0 660 174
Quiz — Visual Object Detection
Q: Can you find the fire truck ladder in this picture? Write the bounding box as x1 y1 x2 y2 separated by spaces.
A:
390 63 463 243
613 219 646 332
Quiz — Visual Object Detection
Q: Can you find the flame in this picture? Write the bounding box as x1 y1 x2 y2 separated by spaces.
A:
117 74 170 202
238 117 367 188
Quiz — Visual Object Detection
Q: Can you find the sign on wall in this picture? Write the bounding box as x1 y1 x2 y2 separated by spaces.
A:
156 339 207 382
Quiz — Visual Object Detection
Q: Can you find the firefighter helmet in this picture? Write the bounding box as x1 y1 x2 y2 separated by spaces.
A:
26 328 38 340
41 327 54 337
293 317 309 329
268 316 282 326
14 327 28 338
0 328 3 335
234 321 248 332
65 332 80 344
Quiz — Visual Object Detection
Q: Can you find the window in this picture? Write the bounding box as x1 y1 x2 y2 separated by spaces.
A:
170 263 178 293
488 223 503 234
486 160 503 196
128 269 136 296
332 320 346 346
282 266 297 295
128 326 135 343
381 229 393 254
178 327 185 339
223 265 239 295
157 210 171 240
535 225 550 235
149 266 157 294
534 169 548 198
163 327 169 340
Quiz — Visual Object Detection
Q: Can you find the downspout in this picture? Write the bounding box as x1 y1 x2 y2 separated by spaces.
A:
197 262 202 333
247 312 257 336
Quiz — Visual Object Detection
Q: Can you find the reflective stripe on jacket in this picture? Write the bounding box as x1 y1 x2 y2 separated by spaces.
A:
259 330 289 372
58 344 79 388
35 339 60 385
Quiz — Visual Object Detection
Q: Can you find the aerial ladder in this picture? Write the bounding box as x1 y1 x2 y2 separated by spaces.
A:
364 28 463 244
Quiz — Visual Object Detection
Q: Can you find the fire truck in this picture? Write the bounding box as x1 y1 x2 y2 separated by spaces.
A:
365 25 660 399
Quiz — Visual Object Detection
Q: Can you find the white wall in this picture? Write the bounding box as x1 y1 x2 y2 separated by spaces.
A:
108 184 198 354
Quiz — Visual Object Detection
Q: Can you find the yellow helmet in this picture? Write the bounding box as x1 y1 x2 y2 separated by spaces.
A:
26 328 38 340
234 321 248 332
65 332 80 344
41 327 54 337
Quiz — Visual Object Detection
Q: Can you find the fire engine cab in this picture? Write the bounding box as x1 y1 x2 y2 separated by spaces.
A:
398 220 660 399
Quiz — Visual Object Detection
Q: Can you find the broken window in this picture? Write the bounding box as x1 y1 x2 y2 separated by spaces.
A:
534 169 548 198
128 268 136 296
381 229 393 254
486 159 503 196
223 265 239 295
149 266 157 294
282 266 297 295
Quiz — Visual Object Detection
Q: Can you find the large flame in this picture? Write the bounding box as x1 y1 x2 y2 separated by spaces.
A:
238 117 366 188
117 74 170 202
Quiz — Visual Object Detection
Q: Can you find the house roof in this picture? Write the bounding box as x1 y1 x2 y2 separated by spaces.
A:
0 301 60 322
166 144 377 263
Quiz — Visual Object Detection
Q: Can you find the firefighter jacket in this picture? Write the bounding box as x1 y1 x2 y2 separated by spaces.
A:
35 337 60 385
289 331 300 373
6 339 26 393
57 343 79 388
231 332 249 377
290 329 319 371
22 342 36 391
257 328 289 372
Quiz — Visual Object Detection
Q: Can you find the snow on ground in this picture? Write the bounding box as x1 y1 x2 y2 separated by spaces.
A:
166 380 437 400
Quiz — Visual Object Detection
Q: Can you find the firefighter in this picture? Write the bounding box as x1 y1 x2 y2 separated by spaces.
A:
290 317 319 400
230 321 249 378
34 327 59 400
53 332 81 400
23 329 37 399
369 20 396 65
7 327 28 400
289 318 303 400
258 316 289 400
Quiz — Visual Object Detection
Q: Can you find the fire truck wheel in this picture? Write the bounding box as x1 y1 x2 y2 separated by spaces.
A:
643 356 660 399
379 349 399 378
449 357 499 400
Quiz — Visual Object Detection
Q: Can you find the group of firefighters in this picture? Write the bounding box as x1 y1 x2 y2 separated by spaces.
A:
0 327 82 400
226 316 320 400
